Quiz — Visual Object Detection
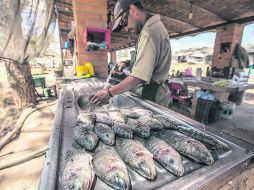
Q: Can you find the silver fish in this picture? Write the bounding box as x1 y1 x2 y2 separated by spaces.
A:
145 136 184 176
153 115 179 130
95 112 114 126
115 138 156 180
93 147 130 189
126 118 150 138
177 125 222 150
77 113 95 126
107 111 128 123
73 124 99 151
158 130 214 165
61 151 95 190
112 122 133 139
120 109 140 119
138 116 163 130
94 123 115 146
132 108 154 118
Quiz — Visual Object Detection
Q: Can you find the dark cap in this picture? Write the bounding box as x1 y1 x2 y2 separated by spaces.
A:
112 0 140 32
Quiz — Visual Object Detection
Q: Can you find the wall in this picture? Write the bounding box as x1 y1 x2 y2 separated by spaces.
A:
212 23 244 68
73 0 108 79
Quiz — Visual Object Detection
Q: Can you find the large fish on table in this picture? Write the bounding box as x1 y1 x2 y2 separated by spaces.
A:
95 112 114 126
120 108 140 119
112 122 133 139
145 136 184 176
93 147 130 190
94 123 115 145
126 118 150 138
61 151 95 190
158 130 214 165
131 108 154 118
153 115 179 130
177 125 222 149
73 124 99 151
115 138 156 180
138 116 163 130
77 113 95 126
107 111 128 123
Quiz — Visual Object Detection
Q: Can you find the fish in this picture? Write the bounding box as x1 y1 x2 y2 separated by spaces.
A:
107 111 128 123
145 136 184 176
153 115 179 130
61 151 95 190
158 130 214 165
138 116 164 130
73 124 99 151
94 123 115 146
177 125 222 150
112 122 133 139
115 138 156 180
93 147 130 189
126 118 150 138
120 109 140 119
95 112 114 126
131 108 154 118
77 113 95 126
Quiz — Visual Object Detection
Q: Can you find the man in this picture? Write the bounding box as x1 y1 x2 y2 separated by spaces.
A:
91 0 171 107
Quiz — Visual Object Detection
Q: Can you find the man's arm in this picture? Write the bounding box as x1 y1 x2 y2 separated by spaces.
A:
91 76 142 106
110 75 142 96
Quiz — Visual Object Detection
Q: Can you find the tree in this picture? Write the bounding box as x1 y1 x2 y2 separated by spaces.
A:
0 0 56 112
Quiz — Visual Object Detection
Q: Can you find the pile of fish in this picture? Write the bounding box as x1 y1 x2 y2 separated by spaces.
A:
61 107 222 190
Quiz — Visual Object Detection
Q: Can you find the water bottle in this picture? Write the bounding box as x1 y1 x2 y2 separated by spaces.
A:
196 68 202 81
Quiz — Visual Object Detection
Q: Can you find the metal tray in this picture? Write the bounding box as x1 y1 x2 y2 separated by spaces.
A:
39 79 254 190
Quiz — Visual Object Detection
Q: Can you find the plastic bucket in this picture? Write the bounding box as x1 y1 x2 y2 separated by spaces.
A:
219 101 236 119
76 65 87 77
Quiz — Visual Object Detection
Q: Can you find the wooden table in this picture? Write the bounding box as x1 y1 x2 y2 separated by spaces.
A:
182 79 254 115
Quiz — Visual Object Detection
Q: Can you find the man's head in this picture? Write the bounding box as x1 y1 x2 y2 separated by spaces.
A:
112 0 146 34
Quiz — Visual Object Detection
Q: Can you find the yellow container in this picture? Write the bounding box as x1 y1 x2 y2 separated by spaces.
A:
76 65 87 77
84 62 94 76
76 62 94 78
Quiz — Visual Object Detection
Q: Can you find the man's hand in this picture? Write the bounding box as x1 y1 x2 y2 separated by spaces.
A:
117 61 127 71
91 89 110 106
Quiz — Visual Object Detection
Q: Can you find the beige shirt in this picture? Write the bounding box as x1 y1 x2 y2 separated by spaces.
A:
130 14 171 84
130 14 171 107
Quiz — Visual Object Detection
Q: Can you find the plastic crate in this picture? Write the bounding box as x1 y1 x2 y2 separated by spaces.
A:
32 75 45 88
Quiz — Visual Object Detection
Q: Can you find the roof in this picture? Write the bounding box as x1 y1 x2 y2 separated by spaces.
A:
108 0 254 51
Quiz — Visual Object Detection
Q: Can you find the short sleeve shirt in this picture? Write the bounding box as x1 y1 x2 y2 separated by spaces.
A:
130 14 171 84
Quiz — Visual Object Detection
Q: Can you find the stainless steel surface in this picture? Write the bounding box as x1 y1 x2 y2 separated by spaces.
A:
39 79 254 190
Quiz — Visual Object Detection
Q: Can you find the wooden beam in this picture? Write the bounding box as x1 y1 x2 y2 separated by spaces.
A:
147 9 201 29
170 15 254 38
178 0 229 22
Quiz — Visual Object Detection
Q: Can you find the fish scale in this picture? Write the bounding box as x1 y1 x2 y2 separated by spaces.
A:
145 136 185 176
115 138 156 180
158 130 214 165
61 152 95 190
93 148 130 190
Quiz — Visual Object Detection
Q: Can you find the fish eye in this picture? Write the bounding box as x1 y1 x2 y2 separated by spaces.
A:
168 159 174 164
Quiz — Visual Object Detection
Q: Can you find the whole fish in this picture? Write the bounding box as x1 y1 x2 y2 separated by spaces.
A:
73 124 99 151
158 130 214 165
132 108 154 118
138 116 163 130
61 151 95 190
126 118 150 138
77 113 95 126
93 147 130 189
115 138 156 180
177 125 222 149
95 112 114 126
153 115 179 130
145 136 184 176
94 123 115 146
112 122 133 139
120 109 140 119
107 111 128 123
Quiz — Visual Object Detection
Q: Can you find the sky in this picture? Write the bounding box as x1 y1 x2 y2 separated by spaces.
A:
171 23 254 53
